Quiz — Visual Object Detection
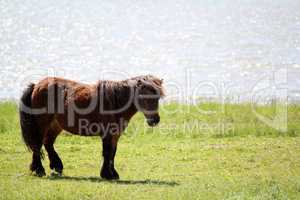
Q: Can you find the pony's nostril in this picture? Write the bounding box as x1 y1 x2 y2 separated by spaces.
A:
147 116 160 126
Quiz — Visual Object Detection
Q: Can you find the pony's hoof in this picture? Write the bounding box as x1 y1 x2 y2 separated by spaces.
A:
112 169 120 180
50 170 62 177
32 169 46 177
100 169 119 180
101 175 119 180
54 168 63 176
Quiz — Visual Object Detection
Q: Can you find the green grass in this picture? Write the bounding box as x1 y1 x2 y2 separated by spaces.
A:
0 101 300 200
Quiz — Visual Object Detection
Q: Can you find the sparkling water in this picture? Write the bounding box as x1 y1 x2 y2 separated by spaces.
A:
0 0 299 103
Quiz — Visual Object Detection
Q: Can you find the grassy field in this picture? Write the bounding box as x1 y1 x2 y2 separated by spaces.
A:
0 101 300 200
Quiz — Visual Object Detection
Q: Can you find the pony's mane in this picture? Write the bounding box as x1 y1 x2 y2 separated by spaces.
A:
129 75 165 97
96 80 130 110
96 75 164 110
96 75 165 110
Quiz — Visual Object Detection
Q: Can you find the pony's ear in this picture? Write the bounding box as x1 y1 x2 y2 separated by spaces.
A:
153 78 163 86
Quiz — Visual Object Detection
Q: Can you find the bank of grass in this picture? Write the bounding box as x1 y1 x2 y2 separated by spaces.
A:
0 101 300 200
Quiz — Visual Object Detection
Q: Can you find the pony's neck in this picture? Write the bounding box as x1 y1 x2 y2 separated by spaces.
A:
111 81 138 120
102 81 137 120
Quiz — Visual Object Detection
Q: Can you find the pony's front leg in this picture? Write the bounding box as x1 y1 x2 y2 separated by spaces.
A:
100 134 120 180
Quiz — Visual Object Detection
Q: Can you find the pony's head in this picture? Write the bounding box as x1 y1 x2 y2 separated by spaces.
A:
132 75 165 127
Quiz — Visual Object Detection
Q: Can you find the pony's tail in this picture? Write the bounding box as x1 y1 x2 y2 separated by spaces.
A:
19 83 43 157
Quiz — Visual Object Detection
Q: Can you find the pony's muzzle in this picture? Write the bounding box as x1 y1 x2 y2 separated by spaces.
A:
146 115 160 127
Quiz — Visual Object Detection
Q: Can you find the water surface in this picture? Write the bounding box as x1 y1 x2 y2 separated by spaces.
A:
0 0 299 103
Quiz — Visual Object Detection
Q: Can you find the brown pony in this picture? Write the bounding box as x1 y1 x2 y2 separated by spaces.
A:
19 75 164 179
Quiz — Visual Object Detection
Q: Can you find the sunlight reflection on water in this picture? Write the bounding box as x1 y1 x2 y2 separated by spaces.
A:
0 0 299 103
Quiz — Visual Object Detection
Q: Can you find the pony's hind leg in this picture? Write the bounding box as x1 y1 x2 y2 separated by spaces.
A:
29 119 47 177
43 121 63 175
30 144 46 177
